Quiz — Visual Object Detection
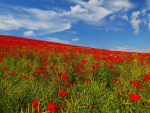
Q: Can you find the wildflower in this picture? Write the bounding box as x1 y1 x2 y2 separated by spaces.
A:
54 78 58 82
59 90 68 96
30 72 36 76
65 68 69 73
130 80 138 87
148 102 150 107
10 70 15 75
108 65 114 69
42 75 47 78
142 77 147 82
21 76 26 79
77 72 82 79
64 81 69 86
82 65 85 69
144 74 150 80
92 65 97 70
58 72 62 76
86 77 91 82
137 83 142 89
55 66 59 71
2 66 7 71
82 59 86 64
130 94 141 102
35 109 41 113
47 103 55 112
69 79 73 82
113 70 116 74
55 103 62 112
61 74 68 80
31 100 38 107
113 77 118 83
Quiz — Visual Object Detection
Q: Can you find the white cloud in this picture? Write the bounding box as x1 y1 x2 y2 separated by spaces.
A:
65 0 133 25
64 5 88 15
45 37 69 44
72 38 79 41
141 9 146 16
130 11 142 34
0 6 71 35
24 30 35 36
131 11 140 19
120 15 128 21
110 14 115 20
0 0 134 34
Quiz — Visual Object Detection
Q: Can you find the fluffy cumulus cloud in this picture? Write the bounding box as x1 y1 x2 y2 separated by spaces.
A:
24 30 35 36
130 11 142 34
72 38 79 41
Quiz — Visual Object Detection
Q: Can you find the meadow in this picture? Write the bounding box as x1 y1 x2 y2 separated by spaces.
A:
0 35 150 113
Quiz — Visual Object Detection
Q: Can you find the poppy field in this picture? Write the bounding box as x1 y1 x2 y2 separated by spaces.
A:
0 35 150 113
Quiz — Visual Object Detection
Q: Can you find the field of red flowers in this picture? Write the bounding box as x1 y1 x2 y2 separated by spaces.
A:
0 35 150 113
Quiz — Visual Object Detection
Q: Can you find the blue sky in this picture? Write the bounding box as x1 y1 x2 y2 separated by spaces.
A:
0 0 150 52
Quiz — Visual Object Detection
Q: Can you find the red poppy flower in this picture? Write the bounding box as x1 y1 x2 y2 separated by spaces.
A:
2 66 7 71
113 70 116 74
61 74 68 80
130 94 141 102
137 83 142 89
59 90 68 96
69 79 73 82
35 109 41 113
54 78 59 83
31 100 38 107
82 59 86 64
144 74 150 80
130 80 138 87
21 76 26 79
148 102 150 107
42 75 47 78
11 70 15 75
86 77 91 82
142 77 147 82
64 81 69 86
30 72 36 76
47 103 55 112
108 65 114 69
113 77 118 83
